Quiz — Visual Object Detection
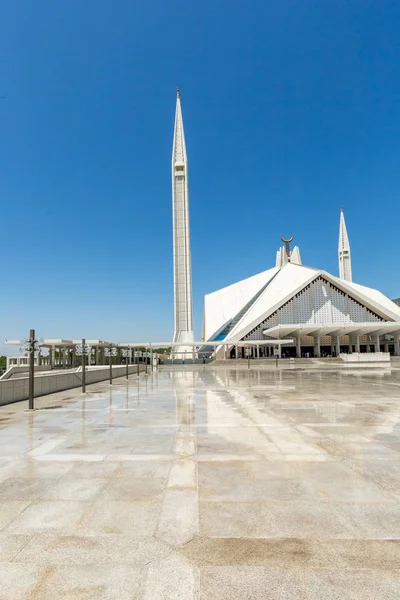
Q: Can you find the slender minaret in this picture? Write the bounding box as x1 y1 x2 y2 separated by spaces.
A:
172 89 194 348
338 208 352 281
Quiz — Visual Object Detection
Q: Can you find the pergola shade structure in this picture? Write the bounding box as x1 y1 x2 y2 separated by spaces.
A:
203 261 400 358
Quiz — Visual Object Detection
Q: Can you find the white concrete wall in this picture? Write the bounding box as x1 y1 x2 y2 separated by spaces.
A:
0 365 52 381
0 364 147 406
340 352 390 366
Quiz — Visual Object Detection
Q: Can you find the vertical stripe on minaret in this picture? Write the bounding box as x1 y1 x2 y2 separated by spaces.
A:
172 89 194 345
338 208 352 282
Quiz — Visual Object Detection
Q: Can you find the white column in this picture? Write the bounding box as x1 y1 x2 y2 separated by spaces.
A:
335 335 340 356
395 336 400 356
355 335 360 353
224 345 227 360
313 335 320 358
296 335 301 358
376 334 380 353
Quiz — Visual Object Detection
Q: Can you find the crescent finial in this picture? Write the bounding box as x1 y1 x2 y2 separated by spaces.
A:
280 235 294 244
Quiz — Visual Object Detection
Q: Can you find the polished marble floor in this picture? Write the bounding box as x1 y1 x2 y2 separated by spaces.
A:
0 366 399 598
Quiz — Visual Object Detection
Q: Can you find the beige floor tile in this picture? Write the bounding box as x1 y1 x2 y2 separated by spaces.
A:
5 501 89 534
42 478 106 501
33 564 145 599
78 500 161 535
0 533 31 561
0 478 57 501
0 563 48 600
199 500 358 539
14 534 171 565
0 501 32 531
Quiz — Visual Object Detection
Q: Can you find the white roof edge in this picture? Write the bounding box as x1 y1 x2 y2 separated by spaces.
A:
227 267 400 343
227 267 321 341
204 267 279 298
327 273 400 321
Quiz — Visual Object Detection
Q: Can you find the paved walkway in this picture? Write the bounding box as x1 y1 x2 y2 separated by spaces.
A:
0 367 399 598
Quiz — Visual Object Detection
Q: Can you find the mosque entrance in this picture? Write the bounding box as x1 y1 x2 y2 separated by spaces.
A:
301 346 314 358
281 346 296 358
320 345 331 356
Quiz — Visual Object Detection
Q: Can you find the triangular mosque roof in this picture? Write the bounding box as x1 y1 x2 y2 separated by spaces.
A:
203 267 278 341
204 262 400 343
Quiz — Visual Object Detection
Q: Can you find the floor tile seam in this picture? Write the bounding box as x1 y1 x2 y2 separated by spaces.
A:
133 560 152 600
154 445 199 544
183 535 400 546
0 500 35 533
197 564 400 573
195 533 366 541
6 533 35 562
198 497 396 504
197 499 400 505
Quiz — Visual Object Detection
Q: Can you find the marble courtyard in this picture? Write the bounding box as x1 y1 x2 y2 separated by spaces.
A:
0 365 400 599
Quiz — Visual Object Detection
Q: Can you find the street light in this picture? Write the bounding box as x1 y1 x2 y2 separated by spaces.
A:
104 346 117 384
75 339 92 393
121 348 132 380
20 329 43 410
245 347 251 370
274 346 279 368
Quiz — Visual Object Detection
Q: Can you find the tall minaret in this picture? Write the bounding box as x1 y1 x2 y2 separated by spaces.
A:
338 208 352 281
172 89 194 348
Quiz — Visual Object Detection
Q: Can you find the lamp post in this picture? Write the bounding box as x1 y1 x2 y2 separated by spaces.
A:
121 348 132 380
274 346 279 368
20 330 43 410
245 347 251 370
75 340 92 393
104 346 117 384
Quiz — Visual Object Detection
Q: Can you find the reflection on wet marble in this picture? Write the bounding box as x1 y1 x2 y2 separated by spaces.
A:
0 366 399 598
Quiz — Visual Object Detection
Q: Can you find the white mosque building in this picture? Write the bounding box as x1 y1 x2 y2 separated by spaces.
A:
171 90 400 360
202 211 400 359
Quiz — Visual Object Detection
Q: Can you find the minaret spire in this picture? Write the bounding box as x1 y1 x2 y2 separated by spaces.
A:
172 89 194 350
338 208 352 281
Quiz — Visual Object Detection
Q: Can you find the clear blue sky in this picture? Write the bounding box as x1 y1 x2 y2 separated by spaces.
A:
1 0 400 353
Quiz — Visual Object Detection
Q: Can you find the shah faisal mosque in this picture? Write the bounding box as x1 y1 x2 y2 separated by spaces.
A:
172 90 400 359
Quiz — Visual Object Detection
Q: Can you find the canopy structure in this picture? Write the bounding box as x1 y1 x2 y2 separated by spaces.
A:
4 338 294 365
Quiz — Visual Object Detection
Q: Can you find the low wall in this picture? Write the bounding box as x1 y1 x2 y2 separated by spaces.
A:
0 364 147 406
0 365 53 381
340 352 391 367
